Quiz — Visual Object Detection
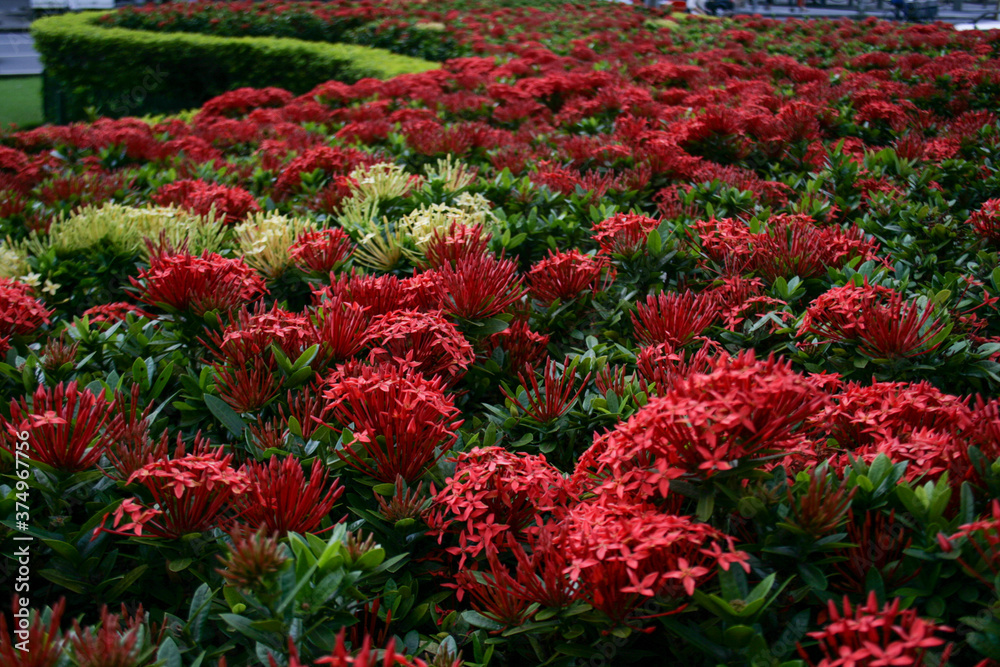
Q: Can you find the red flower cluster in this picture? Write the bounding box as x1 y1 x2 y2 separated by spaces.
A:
591 213 661 257
561 500 748 622
322 364 463 483
290 227 355 275
527 249 613 305
110 452 250 538
427 447 574 565
579 351 828 498
968 198 1000 245
798 592 952 667
364 309 474 385
132 249 268 316
2 382 111 473
0 278 52 353
240 455 344 535
631 290 720 347
152 179 260 223
799 282 947 359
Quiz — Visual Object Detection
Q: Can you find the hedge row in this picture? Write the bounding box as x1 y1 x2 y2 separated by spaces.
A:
31 12 440 123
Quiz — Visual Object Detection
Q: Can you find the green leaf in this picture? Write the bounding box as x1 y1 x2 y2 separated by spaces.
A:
107 564 149 599
462 610 505 631
204 394 247 436
157 638 182 667
797 563 827 591
646 228 662 256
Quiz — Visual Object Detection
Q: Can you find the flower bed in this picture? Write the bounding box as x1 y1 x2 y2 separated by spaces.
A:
3 4 1000 666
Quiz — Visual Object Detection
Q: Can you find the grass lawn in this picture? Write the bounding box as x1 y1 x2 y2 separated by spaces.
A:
0 76 43 129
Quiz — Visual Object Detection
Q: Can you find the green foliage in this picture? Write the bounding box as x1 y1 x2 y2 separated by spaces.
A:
31 12 439 122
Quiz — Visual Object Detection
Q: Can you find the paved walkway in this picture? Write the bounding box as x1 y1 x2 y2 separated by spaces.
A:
0 1 997 78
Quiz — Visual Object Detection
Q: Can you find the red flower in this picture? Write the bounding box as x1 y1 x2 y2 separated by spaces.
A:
833 510 915 594
967 198 1000 246
2 381 111 473
69 603 156 667
81 302 154 324
799 282 947 359
527 249 613 305
591 212 660 256
631 290 720 346
0 597 65 667
204 302 314 366
561 500 747 623
0 278 52 342
421 222 491 270
798 592 951 667
322 364 463 483
239 455 344 534
427 447 574 566
108 453 250 538
212 355 279 413
132 250 267 317
364 309 474 385
941 499 1000 582
152 179 260 223
290 227 354 275
484 319 551 373
273 145 375 200
309 297 369 365
428 252 525 321
812 380 972 449
579 351 828 498
312 271 412 317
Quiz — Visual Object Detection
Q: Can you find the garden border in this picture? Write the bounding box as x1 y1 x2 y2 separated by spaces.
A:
31 11 440 123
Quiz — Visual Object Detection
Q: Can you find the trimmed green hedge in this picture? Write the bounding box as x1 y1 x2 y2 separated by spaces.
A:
32 12 440 123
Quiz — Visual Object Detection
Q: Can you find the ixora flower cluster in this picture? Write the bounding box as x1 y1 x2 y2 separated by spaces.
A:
3 1 1000 666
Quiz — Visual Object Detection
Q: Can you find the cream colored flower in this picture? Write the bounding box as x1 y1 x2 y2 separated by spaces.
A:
234 211 316 280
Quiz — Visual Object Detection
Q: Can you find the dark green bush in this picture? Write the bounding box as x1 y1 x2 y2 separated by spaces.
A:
31 12 439 123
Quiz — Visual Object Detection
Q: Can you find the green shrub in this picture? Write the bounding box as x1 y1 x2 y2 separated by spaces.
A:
31 12 439 123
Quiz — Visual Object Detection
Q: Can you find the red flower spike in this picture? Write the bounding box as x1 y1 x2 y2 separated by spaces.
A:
833 510 916 594
239 456 344 535
631 290 720 347
430 252 525 321
483 319 551 374
152 179 260 223
3 381 111 473
309 297 369 365
785 466 857 537
501 356 591 423
969 198 1000 246
421 222 492 270
312 271 412 316
212 355 280 413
